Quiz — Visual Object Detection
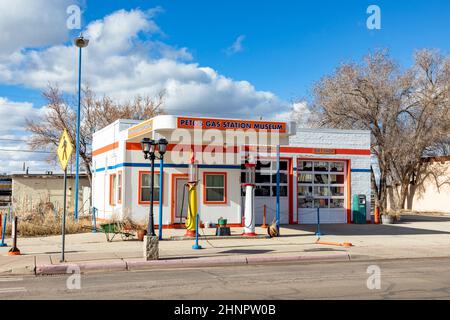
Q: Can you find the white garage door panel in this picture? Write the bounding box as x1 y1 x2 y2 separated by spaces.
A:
241 197 290 225
298 208 346 224
255 197 289 225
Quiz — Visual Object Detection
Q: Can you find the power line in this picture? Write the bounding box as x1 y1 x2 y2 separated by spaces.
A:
0 159 52 162
0 148 52 154
0 138 28 142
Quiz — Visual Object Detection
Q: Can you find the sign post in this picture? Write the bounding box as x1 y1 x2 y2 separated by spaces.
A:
0 207 8 247
57 129 74 262
276 145 281 236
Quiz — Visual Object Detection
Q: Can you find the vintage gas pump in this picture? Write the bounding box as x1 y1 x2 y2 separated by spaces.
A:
185 155 199 237
352 194 367 224
243 160 257 236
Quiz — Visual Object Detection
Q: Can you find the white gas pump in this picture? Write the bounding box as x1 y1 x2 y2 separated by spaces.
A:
243 161 257 236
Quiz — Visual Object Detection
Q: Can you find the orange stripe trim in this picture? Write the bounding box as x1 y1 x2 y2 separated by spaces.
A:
94 142 370 157
92 142 119 156
279 147 370 156
126 142 240 153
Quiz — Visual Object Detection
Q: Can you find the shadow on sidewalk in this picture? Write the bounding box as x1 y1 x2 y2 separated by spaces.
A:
282 222 450 236
400 215 450 223
218 249 274 255
303 248 346 253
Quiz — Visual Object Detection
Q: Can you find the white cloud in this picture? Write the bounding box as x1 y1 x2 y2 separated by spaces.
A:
225 35 246 56
0 97 41 135
274 101 311 127
0 9 289 119
0 97 54 173
0 0 73 56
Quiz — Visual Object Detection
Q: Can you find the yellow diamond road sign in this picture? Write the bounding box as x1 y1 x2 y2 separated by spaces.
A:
57 129 74 171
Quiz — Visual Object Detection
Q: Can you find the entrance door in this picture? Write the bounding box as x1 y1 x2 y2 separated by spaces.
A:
174 177 188 224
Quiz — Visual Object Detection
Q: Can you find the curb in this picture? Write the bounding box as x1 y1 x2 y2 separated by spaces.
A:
35 252 350 275
36 261 127 275
169 235 270 241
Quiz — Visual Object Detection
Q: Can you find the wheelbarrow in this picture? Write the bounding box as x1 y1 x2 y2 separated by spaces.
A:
98 221 136 242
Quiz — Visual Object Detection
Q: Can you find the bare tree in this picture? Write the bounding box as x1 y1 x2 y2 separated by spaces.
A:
302 49 449 213
26 86 165 183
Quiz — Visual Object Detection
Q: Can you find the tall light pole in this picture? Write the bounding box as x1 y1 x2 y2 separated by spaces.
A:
73 35 89 220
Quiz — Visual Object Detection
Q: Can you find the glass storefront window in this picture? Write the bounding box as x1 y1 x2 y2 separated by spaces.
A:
330 186 345 196
314 199 329 208
314 174 329 184
298 173 313 183
255 185 271 197
299 197 314 208
299 161 313 171
298 185 313 196
255 172 271 183
330 174 345 184
314 161 329 172
272 186 288 197
272 173 288 184
314 186 330 197
245 159 289 198
330 162 345 172
330 199 345 208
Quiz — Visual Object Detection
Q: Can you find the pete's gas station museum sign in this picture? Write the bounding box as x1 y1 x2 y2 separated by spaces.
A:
177 117 286 133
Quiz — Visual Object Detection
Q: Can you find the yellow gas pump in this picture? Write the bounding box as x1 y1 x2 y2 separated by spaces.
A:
184 156 199 237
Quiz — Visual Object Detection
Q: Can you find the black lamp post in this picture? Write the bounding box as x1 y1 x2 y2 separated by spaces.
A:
141 137 168 236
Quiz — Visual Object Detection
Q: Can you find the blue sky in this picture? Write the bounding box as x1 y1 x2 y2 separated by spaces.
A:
0 0 449 172
2 0 450 106
81 0 450 99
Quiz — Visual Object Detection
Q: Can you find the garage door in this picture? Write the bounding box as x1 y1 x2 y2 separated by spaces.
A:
297 160 347 224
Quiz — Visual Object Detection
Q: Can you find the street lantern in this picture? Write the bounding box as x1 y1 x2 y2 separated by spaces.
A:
141 138 155 159
158 138 168 156
141 137 168 237
74 35 89 48
73 34 89 220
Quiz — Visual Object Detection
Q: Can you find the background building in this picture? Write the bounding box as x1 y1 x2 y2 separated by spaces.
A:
11 172 91 216
0 175 12 206
388 156 450 213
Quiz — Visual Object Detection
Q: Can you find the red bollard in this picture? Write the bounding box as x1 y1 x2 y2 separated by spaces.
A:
261 205 268 228
374 207 380 224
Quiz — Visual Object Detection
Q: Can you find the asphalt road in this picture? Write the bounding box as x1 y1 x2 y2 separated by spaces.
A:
1 257 450 299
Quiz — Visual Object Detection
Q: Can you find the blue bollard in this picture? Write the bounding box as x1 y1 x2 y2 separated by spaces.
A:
315 207 322 237
192 214 202 250
0 210 8 247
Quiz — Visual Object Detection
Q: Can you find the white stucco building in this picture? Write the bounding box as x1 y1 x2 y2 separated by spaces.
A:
91 115 371 227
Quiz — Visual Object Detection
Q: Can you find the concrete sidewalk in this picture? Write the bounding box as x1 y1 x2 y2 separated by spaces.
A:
2 214 450 275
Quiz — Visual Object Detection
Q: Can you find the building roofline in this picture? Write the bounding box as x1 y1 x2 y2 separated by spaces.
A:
295 127 371 134
92 119 142 137
11 173 89 178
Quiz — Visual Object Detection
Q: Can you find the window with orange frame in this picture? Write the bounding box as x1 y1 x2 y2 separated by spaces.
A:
109 173 117 206
203 172 227 204
117 171 122 204
138 171 162 204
